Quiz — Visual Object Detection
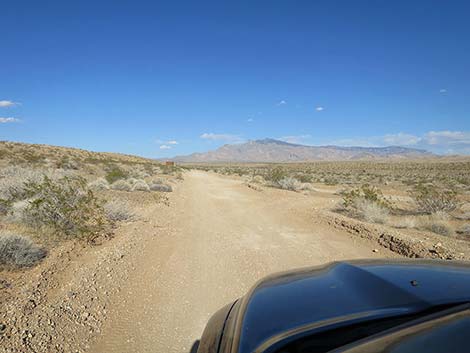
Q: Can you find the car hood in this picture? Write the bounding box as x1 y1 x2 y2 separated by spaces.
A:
233 260 470 353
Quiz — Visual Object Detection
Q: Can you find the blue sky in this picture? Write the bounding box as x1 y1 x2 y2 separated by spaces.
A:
1 1 469 157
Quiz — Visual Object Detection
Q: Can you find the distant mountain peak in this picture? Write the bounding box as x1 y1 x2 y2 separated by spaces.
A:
252 138 299 146
173 138 434 163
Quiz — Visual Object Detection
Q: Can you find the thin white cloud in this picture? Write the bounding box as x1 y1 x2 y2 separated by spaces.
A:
200 132 243 142
327 138 380 147
276 100 287 106
0 100 19 108
159 145 172 150
315 106 325 112
325 130 470 155
439 89 447 93
156 139 178 145
424 130 470 145
279 134 312 145
383 132 421 146
0 117 20 123
247 117 254 123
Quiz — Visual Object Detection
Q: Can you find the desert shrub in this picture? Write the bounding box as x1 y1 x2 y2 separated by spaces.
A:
105 165 129 184
340 185 392 224
104 200 135 222
88 177 110 191
265 167 287 184
295 173 313 183
4 200 31 224
150 177 165 185
410 184 458 214
110 179 133 192
55 157 79 170
342 184 392 210
277 177 302 191
22 176 107 240
251 175 266 184
391 216 417 229
0 233 47 268
422 221 454 236
457 224 470 236
149 183 172 192
131 179 150 192
354 198 390 224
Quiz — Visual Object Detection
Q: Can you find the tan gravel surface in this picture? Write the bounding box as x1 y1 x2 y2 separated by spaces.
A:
89 171 396 353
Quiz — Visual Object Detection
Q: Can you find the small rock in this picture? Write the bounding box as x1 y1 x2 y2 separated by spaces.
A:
372 249 379 253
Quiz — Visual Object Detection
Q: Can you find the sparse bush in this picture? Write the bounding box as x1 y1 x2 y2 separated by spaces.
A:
149 183 172 192
340 185 392 224
391 216 417 229
150 177 165 185
105 165 129 184
265 167 287 184
342 184 392 210
104 200 135 222
88 177 110 191
0 233 46 268
131 179 150 192
110 179 133 192
422 221 453 236
354 199 390 224
411 184 458 214
277 177 302 191
23 176 107 240
251 175 266 184
457 224 470 236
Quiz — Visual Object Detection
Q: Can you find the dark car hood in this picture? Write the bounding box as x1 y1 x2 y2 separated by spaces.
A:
233 260 470 353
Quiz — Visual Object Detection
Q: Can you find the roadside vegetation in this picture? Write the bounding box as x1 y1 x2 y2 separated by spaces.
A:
0 141 182 270
189 160 470 241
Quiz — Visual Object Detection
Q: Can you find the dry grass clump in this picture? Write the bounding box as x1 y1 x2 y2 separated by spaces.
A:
131 179 150 192
390 216 418 229
277 177 302 191
88 177 110 191
354 199 390 224
104 200 135 222
149 182 172 192
457 224 470 237
0 233 47 268
110 179 133 191
251 175 266 184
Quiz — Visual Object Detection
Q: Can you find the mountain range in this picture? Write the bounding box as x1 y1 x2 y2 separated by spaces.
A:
172 138 434 163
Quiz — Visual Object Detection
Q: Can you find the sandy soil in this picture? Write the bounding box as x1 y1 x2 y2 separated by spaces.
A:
88 171 396 353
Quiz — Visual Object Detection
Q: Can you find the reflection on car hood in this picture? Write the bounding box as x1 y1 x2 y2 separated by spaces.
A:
235 260 470 353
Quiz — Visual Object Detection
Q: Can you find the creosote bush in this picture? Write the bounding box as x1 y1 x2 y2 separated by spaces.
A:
0 233 47 268
265 166 287 184
411 184 458 214
105 165 129 184
23 176 107 241
340 184 392 224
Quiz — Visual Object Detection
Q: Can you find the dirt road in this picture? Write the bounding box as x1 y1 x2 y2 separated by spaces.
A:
90 171 395 353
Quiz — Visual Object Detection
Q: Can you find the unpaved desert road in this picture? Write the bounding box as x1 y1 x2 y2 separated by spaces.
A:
90 171 395 353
